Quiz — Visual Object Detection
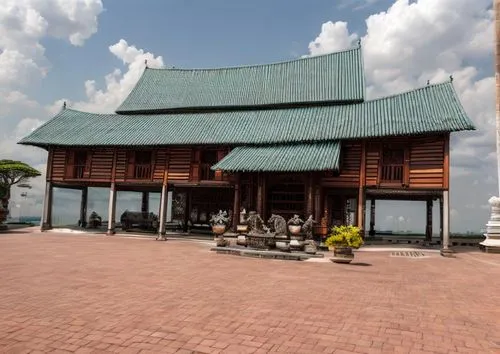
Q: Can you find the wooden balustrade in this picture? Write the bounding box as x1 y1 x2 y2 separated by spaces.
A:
134 164 152 179
381 164 403 183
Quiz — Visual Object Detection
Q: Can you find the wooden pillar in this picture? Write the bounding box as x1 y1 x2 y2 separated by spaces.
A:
157 187 168 240
107 183 117 235
442 190 451 252
306 173 314 217
80 187 88 228
369 199 375 236
439 195 444 244
141 192 149 214
41 181 53 231
232 173 241 231
314 185 322 223
425 199 433 242
256 173 263 216
357 141 366 235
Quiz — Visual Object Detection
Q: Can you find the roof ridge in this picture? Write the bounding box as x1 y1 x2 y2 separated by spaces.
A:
365 80 453 103
146 45 361 72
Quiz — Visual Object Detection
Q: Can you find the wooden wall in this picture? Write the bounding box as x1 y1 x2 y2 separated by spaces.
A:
48 134 448 190
321 141 361 188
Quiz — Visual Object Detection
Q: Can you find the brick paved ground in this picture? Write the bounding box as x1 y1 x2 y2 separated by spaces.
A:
0 230 499 354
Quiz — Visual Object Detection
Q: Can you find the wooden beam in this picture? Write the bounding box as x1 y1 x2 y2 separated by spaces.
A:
306 173 314 217
369 199 375 236
232 173 241 231
443 133 450 189
425 199 433 242
439 195 444 244
47 148 54 181
256 173 263 216
357 141 366 231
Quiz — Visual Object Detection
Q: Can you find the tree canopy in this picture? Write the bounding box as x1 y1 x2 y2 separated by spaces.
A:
0 160 41 198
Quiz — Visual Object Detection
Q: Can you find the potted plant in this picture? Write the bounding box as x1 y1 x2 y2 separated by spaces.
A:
210 210 229 240
287 214 304 237
325 225 364 264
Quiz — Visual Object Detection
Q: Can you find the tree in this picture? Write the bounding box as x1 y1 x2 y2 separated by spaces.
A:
0 160 41 223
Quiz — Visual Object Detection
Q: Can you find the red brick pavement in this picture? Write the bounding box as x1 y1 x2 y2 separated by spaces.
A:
0 231 499 353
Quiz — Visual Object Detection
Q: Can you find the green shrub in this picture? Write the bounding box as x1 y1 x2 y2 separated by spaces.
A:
325 225 364 249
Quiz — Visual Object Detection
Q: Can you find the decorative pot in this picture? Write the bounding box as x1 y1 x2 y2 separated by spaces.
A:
331 246 354 264
288 225 302 235
212 224 226 235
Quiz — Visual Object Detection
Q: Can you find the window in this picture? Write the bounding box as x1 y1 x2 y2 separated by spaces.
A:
73 151 87 178
200 150 217 180
134 151 152 179
380 145 404 183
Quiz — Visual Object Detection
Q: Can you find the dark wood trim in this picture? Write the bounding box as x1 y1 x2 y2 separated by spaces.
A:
306 173 314 216
111 150 117 183
426 199 433 242
369 199 375 236
257 173 263 216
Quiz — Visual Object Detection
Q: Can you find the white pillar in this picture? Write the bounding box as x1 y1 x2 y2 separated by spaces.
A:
441 190 453 257
157 184 168 240
166 191 173 222
107 183 117 235
41 181 53 231
480 197 500 251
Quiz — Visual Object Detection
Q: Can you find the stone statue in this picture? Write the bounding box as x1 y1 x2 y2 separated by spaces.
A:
267 214 287 236
301 215 316 240
246 211 269 235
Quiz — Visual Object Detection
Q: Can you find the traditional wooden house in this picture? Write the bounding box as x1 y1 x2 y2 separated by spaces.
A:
19 45 475 250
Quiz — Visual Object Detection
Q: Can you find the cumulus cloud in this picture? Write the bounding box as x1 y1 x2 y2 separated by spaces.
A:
307 0 494 232
72 39 164 113
0 0 104 218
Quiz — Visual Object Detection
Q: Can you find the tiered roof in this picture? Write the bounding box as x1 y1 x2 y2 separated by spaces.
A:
19 45 475 172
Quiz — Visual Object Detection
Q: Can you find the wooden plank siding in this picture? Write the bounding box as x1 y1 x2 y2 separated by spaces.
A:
47 134 448 189
408 136 445 188
51 149 66 181
320 141 361 187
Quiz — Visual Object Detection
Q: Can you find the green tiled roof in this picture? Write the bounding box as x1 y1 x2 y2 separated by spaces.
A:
116 47 365 113
19 82 475 148
211 142 340 172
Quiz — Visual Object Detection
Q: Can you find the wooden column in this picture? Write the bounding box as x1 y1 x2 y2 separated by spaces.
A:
41 181 53 231
306 173 314 217
141 192 149 214
369 199 376 236
232 173 241 231
442 190 450 251
256 173 263 216
314 185 322 223
439 195 444 244
107 182 117 235
80 187 88 228
157 186 168 240
357 141 366 235
425 199 433 243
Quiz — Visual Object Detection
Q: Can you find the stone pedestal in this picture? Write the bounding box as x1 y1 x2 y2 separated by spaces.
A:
480 196 500 252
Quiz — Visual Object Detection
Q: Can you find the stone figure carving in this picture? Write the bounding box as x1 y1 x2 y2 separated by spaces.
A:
301 215 316 240
246 211 269 235
267 214 287 236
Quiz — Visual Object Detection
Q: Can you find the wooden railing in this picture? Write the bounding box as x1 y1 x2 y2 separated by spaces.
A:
134 164 152 179
380 164 403 183
200 163 215 180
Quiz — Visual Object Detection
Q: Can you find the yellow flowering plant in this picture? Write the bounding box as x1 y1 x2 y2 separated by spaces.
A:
325 225 364 249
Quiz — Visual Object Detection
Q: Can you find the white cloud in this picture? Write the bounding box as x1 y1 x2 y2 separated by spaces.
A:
307 21 358 56
307 0 494 233
72 39 164 113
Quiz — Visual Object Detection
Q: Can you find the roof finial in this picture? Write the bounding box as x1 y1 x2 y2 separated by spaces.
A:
427 80 430 86
449 75 453 82
63 101 66 109
144 59 148 67
357 38 362 48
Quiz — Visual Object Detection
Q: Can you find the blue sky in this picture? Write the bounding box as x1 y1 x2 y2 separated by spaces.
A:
38 0 392 105
0 0 496 233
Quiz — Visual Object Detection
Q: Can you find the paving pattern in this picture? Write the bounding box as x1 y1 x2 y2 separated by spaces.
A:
0 230 500 353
